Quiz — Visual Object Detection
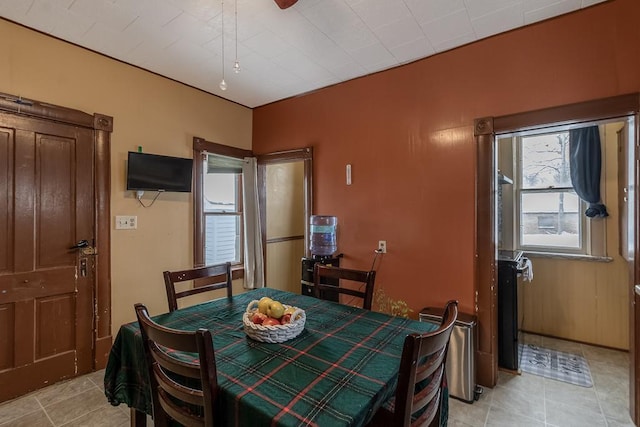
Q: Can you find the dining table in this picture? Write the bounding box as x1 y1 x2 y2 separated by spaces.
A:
104 288 447 427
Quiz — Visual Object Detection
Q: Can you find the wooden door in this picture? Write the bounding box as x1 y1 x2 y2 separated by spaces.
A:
0 111 95 402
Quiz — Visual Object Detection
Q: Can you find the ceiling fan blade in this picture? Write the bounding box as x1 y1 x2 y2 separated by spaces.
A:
274 0 298 9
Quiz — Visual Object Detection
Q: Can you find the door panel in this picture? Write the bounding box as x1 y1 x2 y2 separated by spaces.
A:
0 112 94 402
37 135 76 268
0 304 14 370
0 128 12 274
37 294 76 358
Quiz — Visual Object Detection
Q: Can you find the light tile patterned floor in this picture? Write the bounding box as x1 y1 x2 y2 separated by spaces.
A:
0 333 632 426
449 334 633 427
0 370 130 427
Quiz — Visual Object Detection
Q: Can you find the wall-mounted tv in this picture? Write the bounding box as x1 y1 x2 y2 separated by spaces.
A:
126 151 193 193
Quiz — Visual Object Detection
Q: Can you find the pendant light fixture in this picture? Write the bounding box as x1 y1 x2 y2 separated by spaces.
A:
219 0 227 91
233 0 240 73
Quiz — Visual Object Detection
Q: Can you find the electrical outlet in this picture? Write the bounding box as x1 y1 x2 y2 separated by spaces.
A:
115 215 137 230
378 240 387 253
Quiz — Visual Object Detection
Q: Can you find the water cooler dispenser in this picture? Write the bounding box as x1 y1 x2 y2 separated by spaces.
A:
301 216 341 300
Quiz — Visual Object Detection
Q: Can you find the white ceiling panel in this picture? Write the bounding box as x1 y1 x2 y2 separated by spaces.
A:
405 0 466 24
463 0 522 20
431 32 476 54
68 0 136 32
244 30 292 58
26 1 72 34
0 1 33 21
421 9 474 47
114 0 182 27
524 0 582 25
330 21 380 53
470 2 525 40
390 37 435 64
350 0 411 30
349 42 397 72
82 21 142 58
374 16 424 50
0 0 609 107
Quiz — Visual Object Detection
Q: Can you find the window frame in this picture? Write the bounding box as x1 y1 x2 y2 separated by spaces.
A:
510 125 613 258
203 170 243 265
193 137 252 277
514 132 589 255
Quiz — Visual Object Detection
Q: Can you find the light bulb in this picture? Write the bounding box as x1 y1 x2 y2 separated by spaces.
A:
219 79 227 91
233 60 241 73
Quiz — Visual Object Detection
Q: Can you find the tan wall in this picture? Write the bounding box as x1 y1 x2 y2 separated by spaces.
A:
0 19 252 334
265 162 305 293
522 122 629 349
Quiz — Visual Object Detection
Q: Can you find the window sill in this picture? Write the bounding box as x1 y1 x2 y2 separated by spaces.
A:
522 251 612 263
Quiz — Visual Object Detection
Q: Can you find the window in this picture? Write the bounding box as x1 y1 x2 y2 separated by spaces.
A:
516 131 588 254
204 156 243 264
193 137 252 269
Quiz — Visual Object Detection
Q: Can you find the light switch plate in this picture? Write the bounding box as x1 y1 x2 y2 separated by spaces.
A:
115 215 137 230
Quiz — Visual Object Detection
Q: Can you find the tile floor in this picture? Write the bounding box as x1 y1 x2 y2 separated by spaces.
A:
0 333 633 427
449 334 633 427
0 369 131 427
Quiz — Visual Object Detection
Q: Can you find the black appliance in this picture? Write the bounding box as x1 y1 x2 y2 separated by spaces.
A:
127 151 193 192
301 255 341 301
497 250 525 371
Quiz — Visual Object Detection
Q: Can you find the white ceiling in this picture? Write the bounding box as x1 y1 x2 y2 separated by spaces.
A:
1 0 606 108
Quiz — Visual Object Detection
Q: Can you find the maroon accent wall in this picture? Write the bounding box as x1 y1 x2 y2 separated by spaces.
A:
252 0 640 316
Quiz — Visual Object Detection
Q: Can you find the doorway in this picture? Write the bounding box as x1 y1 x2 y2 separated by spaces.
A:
265 161 305 292
497 120 630 350
257 148 312 291
0 94 112 402
473 93 640 422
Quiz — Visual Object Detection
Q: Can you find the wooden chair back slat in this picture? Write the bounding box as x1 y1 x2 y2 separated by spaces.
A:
158 390 205 427
313 264 376 310
153 363 204 405
163 263 232 312
151 344 202 379
135 303 219 427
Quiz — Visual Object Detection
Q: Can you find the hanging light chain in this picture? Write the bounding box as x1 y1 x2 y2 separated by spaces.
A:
234 0 240 73
219 0 227 90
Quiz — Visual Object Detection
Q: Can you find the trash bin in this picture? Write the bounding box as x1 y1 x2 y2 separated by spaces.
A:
419 307 481 403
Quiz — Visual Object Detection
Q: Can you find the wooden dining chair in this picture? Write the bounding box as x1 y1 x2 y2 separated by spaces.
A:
135 303 220 427
164 262 232 312
313 264 376 310
370 300 458 427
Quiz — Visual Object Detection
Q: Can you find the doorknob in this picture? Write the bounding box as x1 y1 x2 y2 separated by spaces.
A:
635 285 640 296
70 240 96 255
70 240 89 250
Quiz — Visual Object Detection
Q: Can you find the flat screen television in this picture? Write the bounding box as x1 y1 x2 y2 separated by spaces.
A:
126 151 193 192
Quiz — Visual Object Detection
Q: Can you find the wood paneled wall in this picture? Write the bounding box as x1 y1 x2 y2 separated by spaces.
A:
520 123 629 350
520 255 628 349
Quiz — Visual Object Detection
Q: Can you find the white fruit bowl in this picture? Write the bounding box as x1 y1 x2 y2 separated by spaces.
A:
243 300 306 343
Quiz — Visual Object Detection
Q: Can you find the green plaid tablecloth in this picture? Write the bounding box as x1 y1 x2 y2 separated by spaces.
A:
104 288 443 427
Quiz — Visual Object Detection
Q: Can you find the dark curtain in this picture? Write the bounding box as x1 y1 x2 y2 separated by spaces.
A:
569 126 608 218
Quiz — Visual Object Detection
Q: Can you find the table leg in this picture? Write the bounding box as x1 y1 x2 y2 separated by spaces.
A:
130 408 147 427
